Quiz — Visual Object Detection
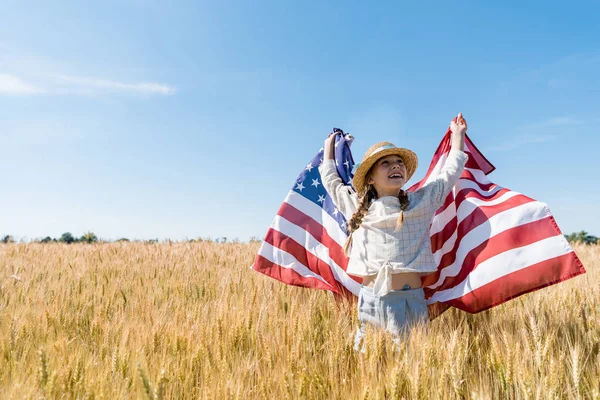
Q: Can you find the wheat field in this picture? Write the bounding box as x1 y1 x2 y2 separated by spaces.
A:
0 242 598 399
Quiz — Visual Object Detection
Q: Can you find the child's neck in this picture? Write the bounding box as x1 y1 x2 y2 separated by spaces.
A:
375 188 402 198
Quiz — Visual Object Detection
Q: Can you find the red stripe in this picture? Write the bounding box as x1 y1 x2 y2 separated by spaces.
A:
455 177 498 194
264 229 343 293
408 131 452 192
464 155 486 171
435 190 455 216
424 216 562 295
441 252 585 313
460 169 478 181
252 255 335 292
465 134 495 175
430 193 535 253
430 215 457 254
409 132 494 194
277 202 349 270
435 178 503 216
454 186 514 209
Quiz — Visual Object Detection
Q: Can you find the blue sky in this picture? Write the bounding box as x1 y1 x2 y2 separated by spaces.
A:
1 0 598 242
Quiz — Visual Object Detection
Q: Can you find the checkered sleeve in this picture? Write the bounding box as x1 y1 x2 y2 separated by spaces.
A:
318 160 358 219
424 149 468 207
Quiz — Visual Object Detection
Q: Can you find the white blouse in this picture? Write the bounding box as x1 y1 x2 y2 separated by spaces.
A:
318 149 468 296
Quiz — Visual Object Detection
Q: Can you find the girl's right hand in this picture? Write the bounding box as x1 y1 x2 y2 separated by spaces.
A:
449 113 467 151
325 132 336 147
323 131 338 160
450 112 468 136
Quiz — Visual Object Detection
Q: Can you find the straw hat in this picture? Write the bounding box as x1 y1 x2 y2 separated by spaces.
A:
352 141 418 194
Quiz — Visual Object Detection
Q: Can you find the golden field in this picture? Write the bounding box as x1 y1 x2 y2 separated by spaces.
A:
0 242 598 399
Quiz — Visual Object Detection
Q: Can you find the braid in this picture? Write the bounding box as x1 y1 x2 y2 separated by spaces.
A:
343 185 376 256
394 189 410 232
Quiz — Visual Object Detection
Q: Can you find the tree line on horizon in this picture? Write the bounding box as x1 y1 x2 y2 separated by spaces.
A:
0 233 263 244
0 231 598 245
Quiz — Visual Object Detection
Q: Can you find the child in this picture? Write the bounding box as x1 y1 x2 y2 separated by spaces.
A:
318 113 469 350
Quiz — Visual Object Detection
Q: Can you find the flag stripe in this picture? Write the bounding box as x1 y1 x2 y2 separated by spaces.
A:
426 201 554 290
264 227 341 292
435 179 504 217
424 215 566 294
270 213 362 294
410 135 450 191
285 191 348 248
409 133 494 192
430 188 519 237
256 242 332 289
277 202 348 271
431 193 536 254
464 135 495 175
252 132 362 299
432 195 540 270
440 252 585 313
253 254 334 292
427 233 573 303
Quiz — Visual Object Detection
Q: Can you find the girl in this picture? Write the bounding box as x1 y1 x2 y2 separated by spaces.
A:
318 113 468 350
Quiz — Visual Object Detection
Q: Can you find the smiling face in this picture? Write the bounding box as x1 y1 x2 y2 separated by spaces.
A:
367 154 407 197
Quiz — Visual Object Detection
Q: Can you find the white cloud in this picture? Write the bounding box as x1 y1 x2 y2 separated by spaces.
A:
547 117 582 126
0 73 44 95
486 134 557 152
54 75 176 95
0 72 176 97
485 116 583 152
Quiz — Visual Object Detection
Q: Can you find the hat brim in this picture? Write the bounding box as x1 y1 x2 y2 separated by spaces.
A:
352 148 418 194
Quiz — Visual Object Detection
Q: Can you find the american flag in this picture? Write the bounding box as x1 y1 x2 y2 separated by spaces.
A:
414 130 586 317
252 128 586 316
252 130 361 298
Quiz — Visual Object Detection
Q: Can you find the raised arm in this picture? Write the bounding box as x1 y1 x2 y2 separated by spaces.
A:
318 133 358 219
450 112 467 151
424 113 469 206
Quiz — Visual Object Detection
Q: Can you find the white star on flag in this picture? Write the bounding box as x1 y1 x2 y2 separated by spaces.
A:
296 182 305 192
306 163 313 172
311 178 320 188
317 194 325 203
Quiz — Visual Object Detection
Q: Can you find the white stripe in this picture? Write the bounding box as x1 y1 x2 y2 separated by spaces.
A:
427 201 554 290
285 190 348 248
258 241 332 286
429 182 503 237
427 233 573 304
272 214 362 295
464 167 492 184
431 189 525 256
421 153 448 186
421 150 483 188
430 201 456 236
429 179 504 236
455 178 502 197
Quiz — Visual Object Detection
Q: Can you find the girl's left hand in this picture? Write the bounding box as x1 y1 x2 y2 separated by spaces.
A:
450 112 468 135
